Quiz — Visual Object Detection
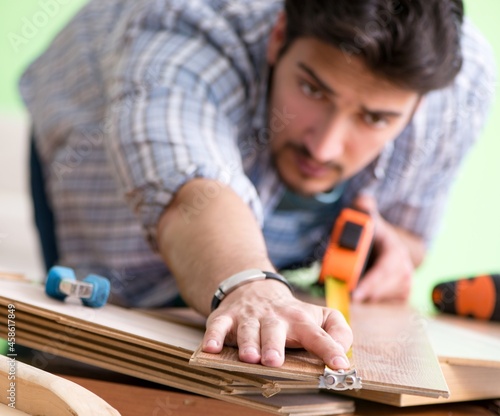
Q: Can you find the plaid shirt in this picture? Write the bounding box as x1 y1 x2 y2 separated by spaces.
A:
20 0 496 307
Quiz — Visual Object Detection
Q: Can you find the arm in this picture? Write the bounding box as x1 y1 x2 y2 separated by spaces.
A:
157 178 352 368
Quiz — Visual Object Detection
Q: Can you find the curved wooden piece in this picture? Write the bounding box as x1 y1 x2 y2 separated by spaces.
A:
0 355 120 415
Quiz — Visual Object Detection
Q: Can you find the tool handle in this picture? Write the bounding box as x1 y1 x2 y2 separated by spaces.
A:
432 274 500 322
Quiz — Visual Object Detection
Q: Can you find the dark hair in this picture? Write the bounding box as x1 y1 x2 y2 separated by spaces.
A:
283 0 464 93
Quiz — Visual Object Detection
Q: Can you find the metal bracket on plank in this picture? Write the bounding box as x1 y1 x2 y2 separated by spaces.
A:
319 368 362 391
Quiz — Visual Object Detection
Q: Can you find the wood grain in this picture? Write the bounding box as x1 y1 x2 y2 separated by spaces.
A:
191 303 449 399
191 346 325 381
61 375 498 416
0 355 120 415
0 404 30 415
349 304 449 398
343 362 500 406
0 280 354 415
63 375 355 416
4 279 500 412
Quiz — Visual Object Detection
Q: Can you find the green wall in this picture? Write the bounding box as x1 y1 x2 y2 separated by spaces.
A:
0 1 88 113
0 1 499 314
412 1 500 312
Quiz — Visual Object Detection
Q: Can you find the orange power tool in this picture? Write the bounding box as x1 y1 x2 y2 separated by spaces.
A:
319 207 375 320
432 274 500 322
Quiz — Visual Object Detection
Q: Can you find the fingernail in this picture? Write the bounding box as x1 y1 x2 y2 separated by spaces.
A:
332 356 350 369
205 339 219 349
263 349 281 363
243 347 259 357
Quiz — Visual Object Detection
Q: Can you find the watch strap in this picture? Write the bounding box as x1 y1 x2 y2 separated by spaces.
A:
211 269 292 312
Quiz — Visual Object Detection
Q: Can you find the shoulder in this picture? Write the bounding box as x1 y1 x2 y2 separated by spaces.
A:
412 18 496 152
456 18 496 98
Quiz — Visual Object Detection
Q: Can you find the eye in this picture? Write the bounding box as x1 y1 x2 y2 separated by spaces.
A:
299 80 324 100
362 113 388 128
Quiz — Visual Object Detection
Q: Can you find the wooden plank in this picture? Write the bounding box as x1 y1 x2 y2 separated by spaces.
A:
0 272 26 281
349 304 449 398
0 355 120 415
426 315 500 368
191 303 449 399
0 404 30 415
339 313 500 406
3 280 483 408
4 332 352 415
191 346 325 382
0 309 257 388
64 375 354 416
342 362 500 406
0 280 203 354
0 281 355 415
0 313 267 394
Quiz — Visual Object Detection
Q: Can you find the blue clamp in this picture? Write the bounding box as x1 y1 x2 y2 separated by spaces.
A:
45 266 110 308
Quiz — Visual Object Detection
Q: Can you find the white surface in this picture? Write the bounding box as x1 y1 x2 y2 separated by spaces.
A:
427 317 500 367
0 279 204 352
0 113 43 281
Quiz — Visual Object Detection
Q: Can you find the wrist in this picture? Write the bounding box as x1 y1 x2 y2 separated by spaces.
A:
211 269 293 312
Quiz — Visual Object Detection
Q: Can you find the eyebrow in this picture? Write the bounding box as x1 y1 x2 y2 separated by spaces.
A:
297 62 404 118
298 62 336 95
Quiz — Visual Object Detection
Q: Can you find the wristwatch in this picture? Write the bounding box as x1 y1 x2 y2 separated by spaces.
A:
211 268 293 312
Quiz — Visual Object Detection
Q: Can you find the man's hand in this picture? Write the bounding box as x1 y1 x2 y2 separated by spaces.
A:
351 195 426 303
157 179 352 369
202 279 352 369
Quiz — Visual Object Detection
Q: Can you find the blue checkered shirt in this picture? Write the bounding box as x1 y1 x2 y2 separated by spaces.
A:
20 0 496 307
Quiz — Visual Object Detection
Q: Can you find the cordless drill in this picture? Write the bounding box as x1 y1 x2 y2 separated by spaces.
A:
432 274 500 322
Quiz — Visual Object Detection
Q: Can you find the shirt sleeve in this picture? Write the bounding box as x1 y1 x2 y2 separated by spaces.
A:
374 19 497 245
102 28 263 249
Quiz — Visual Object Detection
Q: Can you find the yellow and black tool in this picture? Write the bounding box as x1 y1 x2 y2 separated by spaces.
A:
319 207 375 320
432 274 500 322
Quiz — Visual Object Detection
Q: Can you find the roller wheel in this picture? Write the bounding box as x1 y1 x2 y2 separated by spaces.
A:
45 266 76 301
82 274 111 308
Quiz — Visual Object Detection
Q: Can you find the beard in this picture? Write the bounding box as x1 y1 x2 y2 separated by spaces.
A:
270 141 344 195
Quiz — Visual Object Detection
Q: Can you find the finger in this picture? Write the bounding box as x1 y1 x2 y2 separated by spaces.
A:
352 266 382 302
354 258 412 303
293 320 351 370
367 271 412 302
323 308 353 353
202 314 233 353
260 317 287 367
236 318 262 364
352 194 378 215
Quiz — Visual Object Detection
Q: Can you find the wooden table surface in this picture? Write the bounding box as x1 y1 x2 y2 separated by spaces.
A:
60 373 497 416
13 341 499 416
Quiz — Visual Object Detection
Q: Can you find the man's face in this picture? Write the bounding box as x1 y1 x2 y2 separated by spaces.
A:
266 19 420 196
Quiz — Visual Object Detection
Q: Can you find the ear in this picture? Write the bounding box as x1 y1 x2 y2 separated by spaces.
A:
267 12 287 66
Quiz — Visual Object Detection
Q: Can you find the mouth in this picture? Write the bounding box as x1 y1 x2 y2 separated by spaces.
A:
295 152 333 178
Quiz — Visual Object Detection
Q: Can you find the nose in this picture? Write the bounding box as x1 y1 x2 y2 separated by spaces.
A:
305 114 347 163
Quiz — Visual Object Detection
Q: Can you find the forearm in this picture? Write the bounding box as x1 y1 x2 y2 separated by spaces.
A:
157 178 274 316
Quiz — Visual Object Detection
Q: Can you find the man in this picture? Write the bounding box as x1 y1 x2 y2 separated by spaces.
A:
21 0 495 369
